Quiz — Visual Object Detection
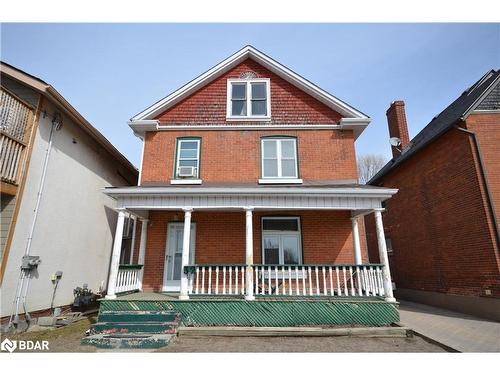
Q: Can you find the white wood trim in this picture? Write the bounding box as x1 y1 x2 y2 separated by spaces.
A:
226 78 271 120
170 179 203 185
129 121 371 140
132 46 368 121
258 179 303 184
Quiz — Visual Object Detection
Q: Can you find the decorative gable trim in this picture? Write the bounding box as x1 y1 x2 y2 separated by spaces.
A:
128 118 370 140
131 46 369 122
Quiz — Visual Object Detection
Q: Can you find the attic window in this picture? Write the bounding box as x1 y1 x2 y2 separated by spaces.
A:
227 78 271 120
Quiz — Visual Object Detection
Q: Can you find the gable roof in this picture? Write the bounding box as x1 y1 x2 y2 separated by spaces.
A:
1 61 138 182
369 69 500 185
131 45 369 122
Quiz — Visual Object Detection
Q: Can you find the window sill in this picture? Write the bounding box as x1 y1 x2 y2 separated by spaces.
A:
226 116 271 122
170 179 203 185
258 179 303 184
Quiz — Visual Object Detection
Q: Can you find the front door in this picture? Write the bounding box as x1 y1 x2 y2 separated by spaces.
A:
163 223 196 292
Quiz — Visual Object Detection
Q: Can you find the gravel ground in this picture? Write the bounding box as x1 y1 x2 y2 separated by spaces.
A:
2 317 446 353
158 334 446 352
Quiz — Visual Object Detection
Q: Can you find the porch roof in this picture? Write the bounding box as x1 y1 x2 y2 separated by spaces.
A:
104 183 397 213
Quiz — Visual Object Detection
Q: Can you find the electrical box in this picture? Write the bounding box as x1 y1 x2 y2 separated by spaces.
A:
21 255 41 270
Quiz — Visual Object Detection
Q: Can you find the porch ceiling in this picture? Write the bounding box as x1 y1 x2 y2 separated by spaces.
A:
104 185 397 211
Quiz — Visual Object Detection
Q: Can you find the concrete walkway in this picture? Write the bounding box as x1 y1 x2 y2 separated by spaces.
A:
398 300 500 352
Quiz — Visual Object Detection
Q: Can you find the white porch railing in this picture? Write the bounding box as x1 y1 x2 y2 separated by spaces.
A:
115 264 142 293
185 264 386 298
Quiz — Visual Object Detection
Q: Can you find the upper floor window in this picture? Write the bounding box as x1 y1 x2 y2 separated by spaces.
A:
261 137 299 180
226 79 271 120
174 138 201 180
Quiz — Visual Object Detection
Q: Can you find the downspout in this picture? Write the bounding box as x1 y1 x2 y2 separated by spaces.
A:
455 125 500 249
9 112 62 328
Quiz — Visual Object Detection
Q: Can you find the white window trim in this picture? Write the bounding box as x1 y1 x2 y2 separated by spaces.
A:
258 178 303 184
261 216 302 265
226 78 271 121
170 179 203 185
261 138 299 180
174 138 201 180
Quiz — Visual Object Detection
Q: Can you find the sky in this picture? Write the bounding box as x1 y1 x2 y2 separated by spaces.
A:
1 23 499 167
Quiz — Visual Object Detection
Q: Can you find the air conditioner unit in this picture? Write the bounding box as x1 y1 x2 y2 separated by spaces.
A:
178 166 196 177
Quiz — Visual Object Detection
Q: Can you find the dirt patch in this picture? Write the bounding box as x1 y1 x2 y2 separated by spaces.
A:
1 316 97 353
158 335 447 352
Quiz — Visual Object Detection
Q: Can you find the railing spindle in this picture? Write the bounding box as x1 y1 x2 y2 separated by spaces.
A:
294 266 299 296
336 267 341 296
241 266 245 294
322 266 327 296
302 266 306 295
349 266 355 296
275 266 279 295
343 266 348 296
229 266 232 294
195 267 199 294
208 266 212 294
308 266 313 295
315 266 320 295
329 267 334 296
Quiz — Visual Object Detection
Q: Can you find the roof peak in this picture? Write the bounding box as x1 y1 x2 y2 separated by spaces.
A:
131 45 369 121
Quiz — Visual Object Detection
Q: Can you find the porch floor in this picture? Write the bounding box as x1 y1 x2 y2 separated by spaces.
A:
114 292 388 303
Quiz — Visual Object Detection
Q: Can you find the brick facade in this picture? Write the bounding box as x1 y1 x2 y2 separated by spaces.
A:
366 126 500 298
142 210 368 292
141 129 357 184
156 59 342 125
137 56 369 292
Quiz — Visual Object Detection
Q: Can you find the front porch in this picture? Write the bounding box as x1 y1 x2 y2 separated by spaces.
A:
104 185 398 311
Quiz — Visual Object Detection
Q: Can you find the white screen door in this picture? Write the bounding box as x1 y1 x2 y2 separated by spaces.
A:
163 223 196 291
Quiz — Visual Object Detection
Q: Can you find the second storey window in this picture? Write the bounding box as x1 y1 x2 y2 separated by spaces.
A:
261 137 298 179
227 79 271 119
175 138 201 179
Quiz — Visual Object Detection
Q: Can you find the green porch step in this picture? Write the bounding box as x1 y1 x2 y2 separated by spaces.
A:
91 321 178 334
97 310 178 323
81 333 174 349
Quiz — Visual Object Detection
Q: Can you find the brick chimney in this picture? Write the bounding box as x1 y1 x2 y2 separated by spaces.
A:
386 100 410 158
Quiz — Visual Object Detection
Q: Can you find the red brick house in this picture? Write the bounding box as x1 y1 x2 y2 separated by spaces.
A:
97 46 399 330
366 69 500 321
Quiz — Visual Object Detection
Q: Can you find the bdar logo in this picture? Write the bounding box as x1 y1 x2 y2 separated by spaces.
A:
1 338 17 353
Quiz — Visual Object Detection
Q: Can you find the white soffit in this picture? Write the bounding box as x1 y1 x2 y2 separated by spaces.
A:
131 45 369 121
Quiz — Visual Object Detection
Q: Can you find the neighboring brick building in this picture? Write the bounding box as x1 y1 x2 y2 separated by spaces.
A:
100 46 400 327
366 70 500 321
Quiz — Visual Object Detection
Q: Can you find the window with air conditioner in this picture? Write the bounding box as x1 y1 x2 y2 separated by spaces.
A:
226 79 271 120
173 138 201 182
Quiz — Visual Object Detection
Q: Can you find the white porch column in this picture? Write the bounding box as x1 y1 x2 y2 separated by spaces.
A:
137 218 149 290
374 208 396 302
179 208 192 300
351 216 362 265
244 207 255 301
106 209 126 299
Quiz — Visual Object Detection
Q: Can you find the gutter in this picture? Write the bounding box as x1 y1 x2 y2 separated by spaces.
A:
103 186 399 199
455 125 500 249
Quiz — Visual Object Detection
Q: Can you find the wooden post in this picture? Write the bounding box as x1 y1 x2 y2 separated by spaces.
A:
137 218 149 290
351 216 362 264
374 209 396 302
245 207 255 301
106 210 126 299
179 208 192 300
